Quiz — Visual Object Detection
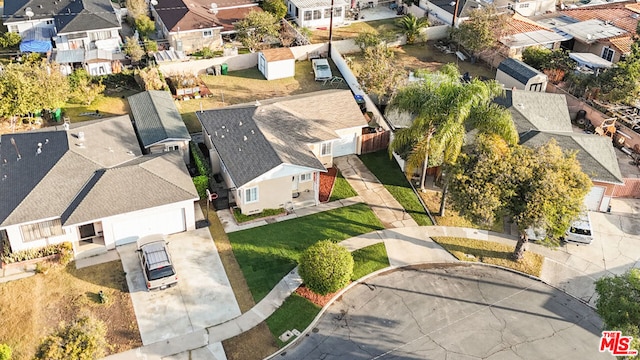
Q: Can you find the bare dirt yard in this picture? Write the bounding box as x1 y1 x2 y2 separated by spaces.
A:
0 261 141 360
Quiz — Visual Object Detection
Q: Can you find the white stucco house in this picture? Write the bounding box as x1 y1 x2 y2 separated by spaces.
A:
0 116 198 260
258 48 296 80
287 0 350 28
197 89 368 215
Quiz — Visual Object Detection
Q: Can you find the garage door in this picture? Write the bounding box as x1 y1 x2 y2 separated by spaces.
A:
112 208 186 245
584 186 605 212
333 134 357 157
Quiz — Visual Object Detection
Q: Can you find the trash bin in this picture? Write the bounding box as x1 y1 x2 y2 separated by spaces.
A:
221 63 228 75
53 108 62 122
354 95 366 113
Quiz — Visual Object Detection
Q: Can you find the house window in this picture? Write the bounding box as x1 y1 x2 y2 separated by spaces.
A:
20 219 64 242
304 11 312 20
519 3 530 8
203 30 213 37
529 82 543 92
46 20 54 25
244 187 258 204
602 47 615 62
300 173 312 182
313 10 322 19
8 25 18 33
321 142 332 156
165 145 179 151
89 31 112 41
324 8 331 18
333 7 342 17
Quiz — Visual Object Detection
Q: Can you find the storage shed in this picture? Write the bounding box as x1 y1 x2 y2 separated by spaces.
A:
496 58 548 92
258 48 296 80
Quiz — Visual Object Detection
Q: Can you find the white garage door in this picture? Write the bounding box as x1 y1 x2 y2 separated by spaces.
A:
584 186 605 212
112 208 186 245
333 134 357 157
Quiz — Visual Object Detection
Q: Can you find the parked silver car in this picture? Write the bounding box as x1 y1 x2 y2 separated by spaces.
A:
137 234 178 290
312 58 332 81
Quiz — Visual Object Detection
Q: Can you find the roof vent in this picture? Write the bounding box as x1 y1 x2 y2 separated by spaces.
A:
243 136 248 141
239 121 243 126
36 142 42 155
255 100 261 106
632 13 640 19
210 3 219 15
449 1 455 5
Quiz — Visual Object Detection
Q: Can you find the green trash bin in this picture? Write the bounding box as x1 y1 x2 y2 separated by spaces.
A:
221 63 228 75
53 108 62 122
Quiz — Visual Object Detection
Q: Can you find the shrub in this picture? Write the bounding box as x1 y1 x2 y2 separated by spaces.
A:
298 240 354 295
0 344 11 360
190 142 211 176
232 207 285 223
35 316 107 360
192 175 209 199
1 242 73 264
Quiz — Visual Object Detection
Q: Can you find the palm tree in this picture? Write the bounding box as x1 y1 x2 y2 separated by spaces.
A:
387 64 518 215
396 14 429 45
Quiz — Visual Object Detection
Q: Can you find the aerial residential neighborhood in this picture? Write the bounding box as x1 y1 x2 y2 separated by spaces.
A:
1 0 640 358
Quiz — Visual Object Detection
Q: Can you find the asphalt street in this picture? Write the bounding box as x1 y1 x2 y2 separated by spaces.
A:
282 264 609 360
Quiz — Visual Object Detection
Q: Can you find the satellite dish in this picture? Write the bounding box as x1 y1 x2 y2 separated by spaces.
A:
151 0 158 5
210 3 218 14
25 7 34 19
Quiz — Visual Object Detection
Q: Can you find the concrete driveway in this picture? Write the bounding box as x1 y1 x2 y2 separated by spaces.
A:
119 228 241 345
282 264 608 359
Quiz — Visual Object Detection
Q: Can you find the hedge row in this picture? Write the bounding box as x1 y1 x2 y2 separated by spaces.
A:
193 175 209 199
1 242 73 265
190 142 211 177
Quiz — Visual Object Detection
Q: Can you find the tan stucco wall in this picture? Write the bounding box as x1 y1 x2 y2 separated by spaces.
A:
238 176 292 215
168 31 222 54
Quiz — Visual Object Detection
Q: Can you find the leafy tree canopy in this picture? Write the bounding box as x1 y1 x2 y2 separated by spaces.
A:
35 316 107 360
262 0 287 19
448 135 591 259
357 44 407 102
0 32 21 49
234 10 280 52
451 6 508 54
396 14 429 45
124 36 145 62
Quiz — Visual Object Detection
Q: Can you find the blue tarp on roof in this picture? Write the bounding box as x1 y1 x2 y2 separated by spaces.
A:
19 27 53 53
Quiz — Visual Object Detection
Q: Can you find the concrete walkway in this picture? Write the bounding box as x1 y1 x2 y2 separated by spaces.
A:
334 156 418 228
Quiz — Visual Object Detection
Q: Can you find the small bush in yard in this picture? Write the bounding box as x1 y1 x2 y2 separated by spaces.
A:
298 240 354 295
0 344 12 360
35 315 107 360
1 242 73 265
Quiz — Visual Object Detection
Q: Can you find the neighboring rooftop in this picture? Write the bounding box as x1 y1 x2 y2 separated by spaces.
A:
497 58 545 85
3 0 121 34
494 90 574 135
128 91 191 149
554 19 627 43
153 0 260 33
520 131 624 184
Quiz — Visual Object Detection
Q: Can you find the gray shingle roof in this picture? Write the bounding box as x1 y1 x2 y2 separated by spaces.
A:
520 131 624 184
497 58 544 85
494 90 574 135
128 91 191 149
197 89 366 187
3 0 121 34
63 152 198 225
0 116 195 228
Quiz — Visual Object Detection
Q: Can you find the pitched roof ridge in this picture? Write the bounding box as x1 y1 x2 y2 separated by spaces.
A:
104 157 196 196
568 133 624 183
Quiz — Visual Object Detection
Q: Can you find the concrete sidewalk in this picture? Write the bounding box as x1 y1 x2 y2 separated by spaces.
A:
334 156 418 228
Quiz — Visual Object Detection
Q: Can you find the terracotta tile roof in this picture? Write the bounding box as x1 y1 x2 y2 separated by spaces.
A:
609 35 634 53
155 0 260 33
506 13 552 35
561 4 638 34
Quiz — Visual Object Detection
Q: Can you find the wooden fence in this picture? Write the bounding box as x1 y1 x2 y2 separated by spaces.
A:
360 130 390 154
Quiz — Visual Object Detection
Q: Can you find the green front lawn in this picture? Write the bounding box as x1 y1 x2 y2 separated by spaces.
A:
329 170 358 202
228 203 384 302
359 151 433 226
351 242 389 280
265 294 321 347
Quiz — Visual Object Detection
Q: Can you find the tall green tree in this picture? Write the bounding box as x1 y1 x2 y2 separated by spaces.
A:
135 15 156 38
451 5 508 55
68 69 106 105
448 135 591 260
234 10 280 52
357 44 407 102
595 269 640 356
396 14 429 45
262 0 287 19
387 64 517 205
124 36 144 62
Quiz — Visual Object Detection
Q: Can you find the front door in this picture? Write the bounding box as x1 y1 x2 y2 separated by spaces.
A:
292 175 299 191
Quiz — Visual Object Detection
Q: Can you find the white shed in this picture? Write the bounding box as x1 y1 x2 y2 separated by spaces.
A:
258 48 296 80
496 58 548 92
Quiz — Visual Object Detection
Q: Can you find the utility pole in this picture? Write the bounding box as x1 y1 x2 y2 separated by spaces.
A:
451 0 460 28
327 0 335 58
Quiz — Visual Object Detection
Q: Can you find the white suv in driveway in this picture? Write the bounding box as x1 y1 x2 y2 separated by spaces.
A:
137 234 178 290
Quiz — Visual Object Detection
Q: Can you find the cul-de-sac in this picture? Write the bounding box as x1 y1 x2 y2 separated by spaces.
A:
2 0 640 358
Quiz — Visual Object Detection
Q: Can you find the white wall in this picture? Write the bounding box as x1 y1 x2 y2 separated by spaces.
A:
266 59 296 80
4 223 72 253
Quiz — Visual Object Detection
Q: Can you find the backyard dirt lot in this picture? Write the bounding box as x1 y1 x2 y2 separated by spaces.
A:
0 261 141 360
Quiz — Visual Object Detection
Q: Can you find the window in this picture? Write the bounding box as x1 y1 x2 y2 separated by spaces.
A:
519 3 530 8
334 7 342 17
313 10 322 19
8 25 18 33
244 187 258 203
304 11 312 20
46 20 54 25
89 31 112 41
300 173 312 182
321 142 332 156
529 82 543 92
324 8 331 18
20 219 64 242
203 30 213 37
165 145 179 152
602 47 615 62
